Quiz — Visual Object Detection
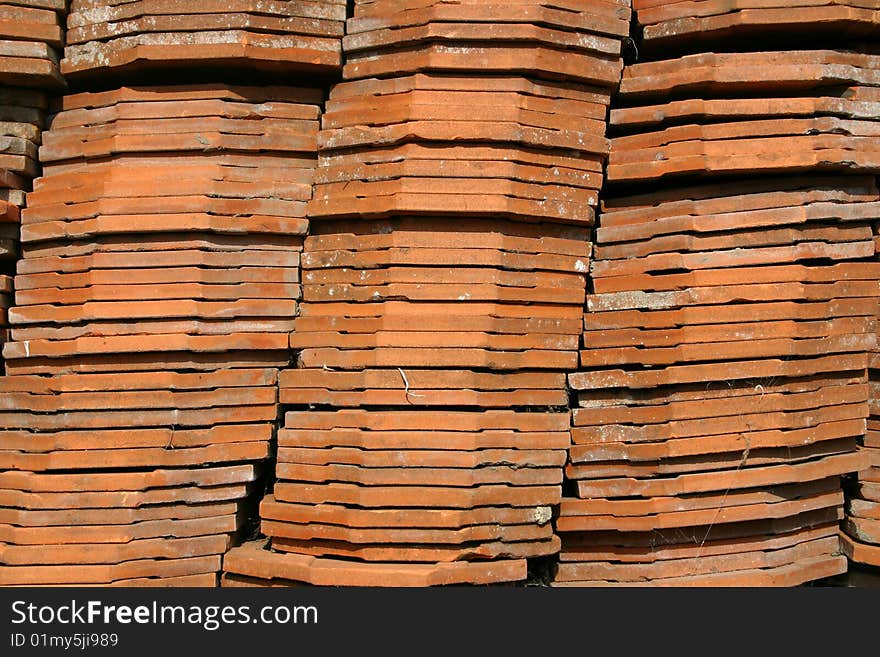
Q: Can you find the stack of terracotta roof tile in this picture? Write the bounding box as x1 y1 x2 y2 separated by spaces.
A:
841 226 880 569
4 84 319 374
0 87 46 208
842 425 880 568
223 382 573 587
222 0 632 587
310 78 608 223
608 50 880 183
0 369 275 586
0 78 52 371
61 0 347 81
0 0 66 89
310 0 631 222
555 44 880 585
291 219 589 371
342 0 628 84
0 83 322 586
633 0 880 55
0 260 9 369
0 194 16 368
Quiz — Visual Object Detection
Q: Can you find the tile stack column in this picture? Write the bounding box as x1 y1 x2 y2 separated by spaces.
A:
553 3 880 586
221 0 632 587
0 1 66 372
0 2 345 587
61 0 344 79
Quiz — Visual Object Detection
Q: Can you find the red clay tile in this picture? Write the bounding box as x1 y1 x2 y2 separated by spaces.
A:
223 540 527 586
